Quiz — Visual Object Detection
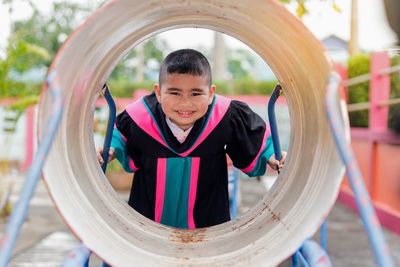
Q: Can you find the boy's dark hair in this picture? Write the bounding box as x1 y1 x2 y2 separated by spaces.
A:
159 49 212 87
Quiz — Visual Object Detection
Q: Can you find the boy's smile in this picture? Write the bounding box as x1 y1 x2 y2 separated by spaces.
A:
154 73 215 131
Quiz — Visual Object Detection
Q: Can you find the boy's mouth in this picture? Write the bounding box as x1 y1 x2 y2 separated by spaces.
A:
176 110 195 118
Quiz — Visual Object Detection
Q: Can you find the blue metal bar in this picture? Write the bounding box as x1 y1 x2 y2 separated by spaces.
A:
292 250 311 267
269 85 330 267
325 72 394 267
101 84 116 172
300 239 332 266
268 85 305 267
62 244 91 267
292 252 299 267
62 84 116 267
320 221 327 251
267 84 283 161
0 70 64 267
77 85 114 267
297 250 311 267
100 84 115 267
229 168 239 219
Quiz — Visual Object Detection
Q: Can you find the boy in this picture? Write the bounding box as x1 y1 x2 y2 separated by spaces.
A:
98 49 286 229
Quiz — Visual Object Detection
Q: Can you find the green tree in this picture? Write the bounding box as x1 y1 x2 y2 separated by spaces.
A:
110 37 170 83
2 0 169 97
388 55 400 133
347 54 370 127
11 2 93 66
0 33 49 99
227 48 256 80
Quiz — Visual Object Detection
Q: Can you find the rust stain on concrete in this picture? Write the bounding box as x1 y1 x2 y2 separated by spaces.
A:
169 228 208 243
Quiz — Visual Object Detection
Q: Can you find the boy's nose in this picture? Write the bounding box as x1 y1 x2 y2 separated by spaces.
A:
179 95 194 105
179 100 194 108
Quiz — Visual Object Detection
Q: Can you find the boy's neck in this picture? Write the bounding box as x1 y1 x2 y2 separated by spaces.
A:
165 117 193 144
166 117 193 132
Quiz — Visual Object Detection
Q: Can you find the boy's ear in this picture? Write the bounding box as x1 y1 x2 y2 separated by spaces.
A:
208 85 216 104
154 83 161 102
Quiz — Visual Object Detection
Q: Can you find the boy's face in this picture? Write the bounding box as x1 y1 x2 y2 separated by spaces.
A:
154 73 215 131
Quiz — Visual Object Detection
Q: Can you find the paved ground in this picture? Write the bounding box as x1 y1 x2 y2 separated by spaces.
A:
241 178 400 267
1 175 399 266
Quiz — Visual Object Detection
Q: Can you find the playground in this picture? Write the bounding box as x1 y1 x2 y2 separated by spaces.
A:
0 0 400 266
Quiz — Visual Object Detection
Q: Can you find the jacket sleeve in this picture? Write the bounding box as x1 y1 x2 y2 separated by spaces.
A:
111 110 139 173
226 100 274 177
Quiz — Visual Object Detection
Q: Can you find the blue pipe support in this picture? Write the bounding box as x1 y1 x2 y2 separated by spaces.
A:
101 84 116 173
267 84 283 161
0 70 65 267
269 85 330 266
292 250 311 267
297 250 311 267
100 84 115 267
292 253 299 267
63 84 116 267
229 168 239 219
62 244 91 267
320 221 327 251
325 72 394 267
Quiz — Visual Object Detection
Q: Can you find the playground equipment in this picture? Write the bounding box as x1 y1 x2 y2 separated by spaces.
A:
37 1 345 265
0 0 395 266
3 0 344 266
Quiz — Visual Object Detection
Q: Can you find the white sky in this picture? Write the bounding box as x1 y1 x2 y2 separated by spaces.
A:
0 0 397 52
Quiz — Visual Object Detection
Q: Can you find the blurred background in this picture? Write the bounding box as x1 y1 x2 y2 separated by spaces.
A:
0 0 399 266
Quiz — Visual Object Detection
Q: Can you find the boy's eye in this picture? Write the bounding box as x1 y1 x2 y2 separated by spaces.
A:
169 92 180 96
192 92 204 96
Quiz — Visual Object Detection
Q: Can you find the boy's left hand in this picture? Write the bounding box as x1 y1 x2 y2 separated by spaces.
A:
267 151 287 171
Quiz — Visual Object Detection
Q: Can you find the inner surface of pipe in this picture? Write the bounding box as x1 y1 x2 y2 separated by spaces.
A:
38 1 344 266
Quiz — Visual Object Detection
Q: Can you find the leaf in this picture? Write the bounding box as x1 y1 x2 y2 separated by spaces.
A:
332 2 342 13
296 3 307 18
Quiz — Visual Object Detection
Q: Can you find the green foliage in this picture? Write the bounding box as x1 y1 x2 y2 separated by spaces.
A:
0 1 89 101
215 79 278 95
347 54 400 133
110 37 170 82
347 54 370 127
8 95 39 113
108 80 155 98
12 2 92 66
388 55 400 134
108 79 278 97
0 33 48 99
227 48 256 80
4 95 40 127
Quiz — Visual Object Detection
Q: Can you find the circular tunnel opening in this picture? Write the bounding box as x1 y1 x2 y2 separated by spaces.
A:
38 1 344 266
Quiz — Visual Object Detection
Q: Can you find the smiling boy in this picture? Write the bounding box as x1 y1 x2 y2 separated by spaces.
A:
98 49 285 229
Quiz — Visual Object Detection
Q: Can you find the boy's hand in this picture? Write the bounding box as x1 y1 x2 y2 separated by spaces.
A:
96 147 115 165
267 151 287 171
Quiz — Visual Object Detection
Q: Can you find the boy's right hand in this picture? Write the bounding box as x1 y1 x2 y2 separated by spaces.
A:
267 151 287 171
96 147 115 165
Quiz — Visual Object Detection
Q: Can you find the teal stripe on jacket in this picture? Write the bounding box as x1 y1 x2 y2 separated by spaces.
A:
246 135 275 177
161 157 192 229
110 128 135 173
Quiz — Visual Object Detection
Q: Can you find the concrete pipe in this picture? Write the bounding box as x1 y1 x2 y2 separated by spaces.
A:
38 0 345 266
